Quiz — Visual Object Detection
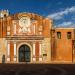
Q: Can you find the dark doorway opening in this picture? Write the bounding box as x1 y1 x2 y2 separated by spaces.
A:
19 44 31 62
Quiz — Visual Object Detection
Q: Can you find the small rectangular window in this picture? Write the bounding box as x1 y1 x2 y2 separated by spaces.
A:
67 32 71 39
57 32 61 39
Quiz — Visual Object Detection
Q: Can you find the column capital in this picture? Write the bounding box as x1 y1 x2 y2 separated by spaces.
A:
39 41 42 44
7 41 10 44
14 41 16 44
33 41 36 44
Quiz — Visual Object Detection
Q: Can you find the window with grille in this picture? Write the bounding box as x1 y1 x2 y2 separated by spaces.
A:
57 32 61 39
67 32 71 39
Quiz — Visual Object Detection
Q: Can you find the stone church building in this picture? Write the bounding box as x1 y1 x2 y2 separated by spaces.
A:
0 10 74 63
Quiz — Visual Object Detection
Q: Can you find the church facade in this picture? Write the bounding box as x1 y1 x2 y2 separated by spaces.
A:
0 10 74 63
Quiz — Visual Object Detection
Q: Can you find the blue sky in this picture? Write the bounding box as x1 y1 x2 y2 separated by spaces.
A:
0 0 75 27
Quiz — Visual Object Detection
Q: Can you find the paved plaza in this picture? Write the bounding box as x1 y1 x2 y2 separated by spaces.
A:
0 64 74 75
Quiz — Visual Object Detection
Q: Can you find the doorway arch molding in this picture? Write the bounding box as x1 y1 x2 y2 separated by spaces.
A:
17 42 33 63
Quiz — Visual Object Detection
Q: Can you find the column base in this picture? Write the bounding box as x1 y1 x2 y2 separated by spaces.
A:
39 55 42 62
13 57 17 62
33 58 36 62
39 57 42 61
7 58 10 62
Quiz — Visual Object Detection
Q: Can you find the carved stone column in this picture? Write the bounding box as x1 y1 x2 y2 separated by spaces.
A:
33 42 36 62
39 42 42 61
14 25 16 35
14 42 17 62
7 42 10 62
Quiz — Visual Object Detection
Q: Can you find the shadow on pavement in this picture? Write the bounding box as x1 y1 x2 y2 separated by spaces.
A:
0 64 74 75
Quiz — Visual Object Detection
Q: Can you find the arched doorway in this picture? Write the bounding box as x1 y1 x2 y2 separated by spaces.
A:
18 44 31 62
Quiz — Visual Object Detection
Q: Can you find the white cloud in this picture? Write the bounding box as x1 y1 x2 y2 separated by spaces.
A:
47 6 75 20
57 21 74 27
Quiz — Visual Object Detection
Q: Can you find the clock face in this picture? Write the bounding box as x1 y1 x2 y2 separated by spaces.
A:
19 16 30 27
